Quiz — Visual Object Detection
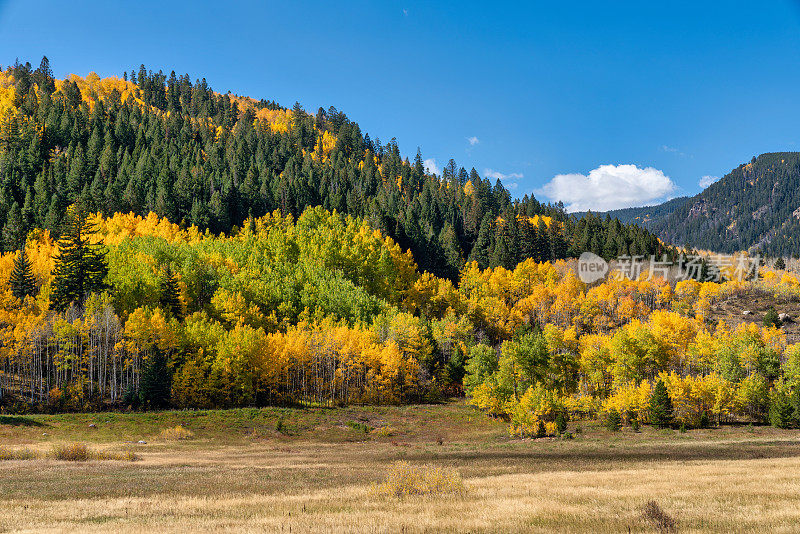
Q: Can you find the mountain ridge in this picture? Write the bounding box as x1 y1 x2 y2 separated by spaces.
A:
588 152 800 256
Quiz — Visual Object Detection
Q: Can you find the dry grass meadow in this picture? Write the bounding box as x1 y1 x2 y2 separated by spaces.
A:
1 402 800 532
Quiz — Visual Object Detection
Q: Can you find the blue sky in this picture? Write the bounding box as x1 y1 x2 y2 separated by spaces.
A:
1 0 800 211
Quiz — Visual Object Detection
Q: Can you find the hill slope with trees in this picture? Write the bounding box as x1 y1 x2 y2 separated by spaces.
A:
596 153 800 257
0 57 671 280
649 153 800 256
589 196 690 230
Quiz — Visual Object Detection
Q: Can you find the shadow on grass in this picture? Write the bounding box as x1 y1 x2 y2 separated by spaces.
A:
0 415 45 427
405 439 800 468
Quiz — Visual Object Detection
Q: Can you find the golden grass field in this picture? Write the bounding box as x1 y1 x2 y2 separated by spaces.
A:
1 403 800 532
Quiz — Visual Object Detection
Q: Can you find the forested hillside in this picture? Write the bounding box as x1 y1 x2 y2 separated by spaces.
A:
593 153 800 257
0 57 670 281
3 205 800 434
648 153 800 256
590 196 690 230
16 56 800 431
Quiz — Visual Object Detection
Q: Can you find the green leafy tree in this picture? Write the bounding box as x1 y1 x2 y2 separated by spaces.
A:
464 344 499 394
159 266 183 320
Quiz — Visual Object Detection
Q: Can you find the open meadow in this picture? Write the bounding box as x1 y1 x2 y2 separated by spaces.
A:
1 402 800 533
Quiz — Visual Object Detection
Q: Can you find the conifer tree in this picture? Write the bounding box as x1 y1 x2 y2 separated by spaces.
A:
9 242 37 300
159 266 183 320
649 379 674 428
50 203 108 311
468 215 494 267
438 222 463 280
2 201 24 251
139 350 171 409
605 408 622 431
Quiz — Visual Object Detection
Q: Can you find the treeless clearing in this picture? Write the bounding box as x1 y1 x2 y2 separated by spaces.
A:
1 402 799 532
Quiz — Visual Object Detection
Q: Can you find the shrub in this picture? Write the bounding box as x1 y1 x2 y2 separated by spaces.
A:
535 420 547 438
52 442 91 461
275 416 285 434
375 461 465 498
764 307 781 328
95 449 139 462
605 408 621 431
699 410 710 429
555 412 567 434
372 426 395 437
631 416 640 432
51 443 137 462
641 500 677 533
0 447 36 461
346 421 372 433
159 425 195 440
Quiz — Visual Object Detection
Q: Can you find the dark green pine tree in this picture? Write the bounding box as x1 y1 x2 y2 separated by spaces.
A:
468 214 494 268
2 201 24 252
491 211 518 269
649 379 674 428
159 266 183 320
49 203 109 311
548 219 567 260
536 219 550 262
438 222 463 281
138 349 171 409
517 218 536 262
9 243 37 300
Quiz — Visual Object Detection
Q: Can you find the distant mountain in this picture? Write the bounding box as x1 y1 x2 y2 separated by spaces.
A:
592 153 800 256
603 197 691 230
575 196 690 230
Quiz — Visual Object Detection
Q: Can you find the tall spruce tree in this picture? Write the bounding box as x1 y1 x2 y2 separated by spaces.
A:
649 378 674 428
139 349 171 409
468 215 494 267
9 243 37 300
50 203 108 311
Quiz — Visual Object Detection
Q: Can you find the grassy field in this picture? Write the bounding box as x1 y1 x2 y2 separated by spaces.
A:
1 402 800 532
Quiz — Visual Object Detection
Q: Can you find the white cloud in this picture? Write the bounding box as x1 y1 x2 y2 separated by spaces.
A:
698 175 720 188
484 169 523 181
424 158 440 175
538 164 677 212
484 168 523 189
660 144 691 158
467 136 479 146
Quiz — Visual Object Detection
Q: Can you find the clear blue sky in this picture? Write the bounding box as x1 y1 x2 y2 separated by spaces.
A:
2 0 800 211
